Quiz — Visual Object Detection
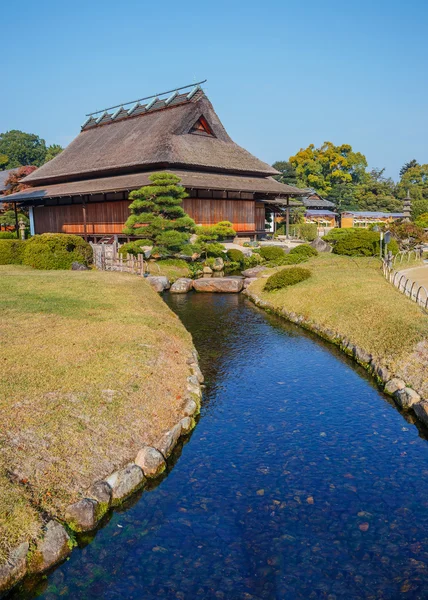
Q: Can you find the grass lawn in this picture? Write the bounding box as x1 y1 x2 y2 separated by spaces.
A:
0 266 193 562
250 254 428 394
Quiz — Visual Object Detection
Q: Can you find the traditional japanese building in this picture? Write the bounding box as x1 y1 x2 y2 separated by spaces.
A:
8 82 304 240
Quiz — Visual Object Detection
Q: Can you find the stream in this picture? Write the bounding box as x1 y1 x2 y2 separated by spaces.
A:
11 293 428 599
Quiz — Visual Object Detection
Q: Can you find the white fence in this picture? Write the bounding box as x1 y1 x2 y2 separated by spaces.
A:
382 250 427 311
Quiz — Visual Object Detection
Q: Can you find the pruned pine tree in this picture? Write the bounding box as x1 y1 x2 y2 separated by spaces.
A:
123 172 195 255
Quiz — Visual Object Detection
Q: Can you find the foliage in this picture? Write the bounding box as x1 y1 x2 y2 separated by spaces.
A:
0 130 48 168
414 213 428 228
266 253 308 267
0 231 18 239
195 221 236 241
289 244 318 258
259 245 286 261
44 144 63 163
3 166 38 196
0 210 29 228
0 240 25 264
354 168 402 212
226 248 245 266
396 164 428 219
400 159 419 178
203 242 227 257
123 172 195 254
22 234 93 270
327 182 359 211
332 229 398 257
243 253 264 269
387 222 427 250
188 262 204 279
323 227 360 242
289 142 367 197
292 223 317 241
0 154 8 170
272 161 298 186
264 267 311 291
118 239 152 256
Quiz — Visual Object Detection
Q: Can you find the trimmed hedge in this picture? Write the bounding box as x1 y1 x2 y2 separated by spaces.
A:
0 240 26 265
265 267 311 291
22 234 93 270
259 245 286 261
289 244 318 258
266 253 307 267
0 231 18 239
333 230 399 257
226 248 245 266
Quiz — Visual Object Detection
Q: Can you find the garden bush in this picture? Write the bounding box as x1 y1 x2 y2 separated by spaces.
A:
243 253 264 269
226 248 245 266
264 267 311 291
289 244 318 258
323 228 360 243
0 240 26 264
22 234 93 270
266 253 308 267
202 242 227 258
119 239 152 256
0 231 18 239
292 223 317 242
259 245 286 261
333 230 399 257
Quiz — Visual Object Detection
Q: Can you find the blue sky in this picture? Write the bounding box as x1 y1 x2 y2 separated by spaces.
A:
2 0 427 180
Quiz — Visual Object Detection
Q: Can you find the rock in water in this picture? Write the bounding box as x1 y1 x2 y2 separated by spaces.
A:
243 277 258 289
106 464 146 505
170 278 193 293
65 498 98 532
0 543 29 593
28 521 71 574
311 237 332 253
146 276 170 292
135 447 166 478
241 266 267 278
193 278 244 293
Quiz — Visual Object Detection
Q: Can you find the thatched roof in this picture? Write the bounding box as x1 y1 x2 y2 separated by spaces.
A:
13 169 303 202
24 89 280 186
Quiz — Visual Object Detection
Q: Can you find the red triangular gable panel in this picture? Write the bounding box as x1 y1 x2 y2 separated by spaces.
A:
190 116 214 136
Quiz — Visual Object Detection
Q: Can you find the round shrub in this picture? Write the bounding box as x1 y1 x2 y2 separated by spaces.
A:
333 230 399 257
0 240 26 265
22 234 93 270
119 239 152 256
226 248 245 266
264 267 311 291
289 244 318 258
259 245 286 261
203 242 226 258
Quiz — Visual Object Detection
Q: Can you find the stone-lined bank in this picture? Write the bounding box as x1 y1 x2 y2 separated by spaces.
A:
244 287 428 431
0 351 203 597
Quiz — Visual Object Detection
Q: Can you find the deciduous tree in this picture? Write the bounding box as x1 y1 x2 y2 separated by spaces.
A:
0 130 47 168
44 144 63 163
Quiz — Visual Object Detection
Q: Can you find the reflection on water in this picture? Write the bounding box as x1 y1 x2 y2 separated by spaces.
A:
11 293 428 599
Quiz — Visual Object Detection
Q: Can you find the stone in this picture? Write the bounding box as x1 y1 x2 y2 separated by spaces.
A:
311 237 332 253
156 423 182 458
87 480 112 519
203 266 213 275
65 498 98 532
180 416 195 434
384 378 406 396
241 266 267 278
212 257 224 271
170 278 193 293
394 387 421 409
374 363 390 384
0 542 28 594
146 276 170 293
183 398 198 417
193 278 244 293
105 464 145 505
135 446 166 478
190 363 204 383
71 261 89 271
414 401 428 427
353 346 372 365
28 521 71 574
243 277 258 289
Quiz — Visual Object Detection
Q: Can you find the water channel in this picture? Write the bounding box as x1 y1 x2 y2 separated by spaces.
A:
11 293 428 599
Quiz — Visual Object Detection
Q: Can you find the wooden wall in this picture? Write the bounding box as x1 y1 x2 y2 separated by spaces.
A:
33 197 264 235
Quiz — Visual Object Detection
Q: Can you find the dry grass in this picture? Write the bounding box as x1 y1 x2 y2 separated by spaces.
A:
0 266 193 562
148 259 190 281
251 254 428 387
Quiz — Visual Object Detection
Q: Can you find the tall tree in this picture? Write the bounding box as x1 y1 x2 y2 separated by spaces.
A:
123 172 195 254
354 168 402 212
44 144 63 164
0 154 8 170
0 130 47 168
289 142 368 196
399 159 419 178
2 166 38 198
272 161 298 186
396 163 428 219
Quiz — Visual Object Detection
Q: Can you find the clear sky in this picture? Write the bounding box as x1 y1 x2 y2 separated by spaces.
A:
2 0 427 180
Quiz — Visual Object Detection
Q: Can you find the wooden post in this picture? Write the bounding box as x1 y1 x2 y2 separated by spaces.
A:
13 202 19 238
286 196 290 240
82 197 88 241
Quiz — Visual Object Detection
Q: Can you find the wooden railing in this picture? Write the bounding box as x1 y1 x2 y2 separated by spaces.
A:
382 249 427 311
91 242 148 276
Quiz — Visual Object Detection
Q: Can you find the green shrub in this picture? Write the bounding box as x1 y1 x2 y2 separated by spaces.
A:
203 242 226 258
243 253 264 269
259 245 286 261
333 230 399 257
0 240 26 264
289 244 318 258
266 253 307 267
226 248 245 266
196 221 236 242
323 228 360 242
119 239 152 256
291 223 317 242
264 267 311 291
180 243 202 257
0 231 18 239
22 234 93 270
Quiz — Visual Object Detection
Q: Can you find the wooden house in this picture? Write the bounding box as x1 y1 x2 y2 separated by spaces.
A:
341 211 404 228
8 83 304 240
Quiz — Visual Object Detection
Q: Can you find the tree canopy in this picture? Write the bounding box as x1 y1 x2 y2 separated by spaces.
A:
44 144 63 164
0 131 48 168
